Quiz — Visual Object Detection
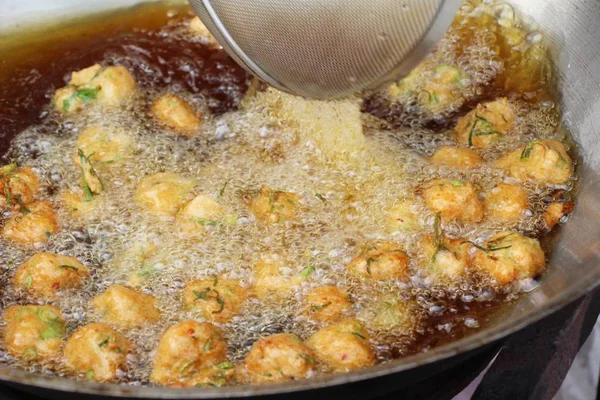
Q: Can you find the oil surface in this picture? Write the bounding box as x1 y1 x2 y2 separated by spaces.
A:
0 0 576 387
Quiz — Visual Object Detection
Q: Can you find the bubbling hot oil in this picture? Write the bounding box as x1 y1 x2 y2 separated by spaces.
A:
0 1 575 385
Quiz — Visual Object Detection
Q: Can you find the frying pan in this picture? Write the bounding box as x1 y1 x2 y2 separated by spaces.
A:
1 0 600 398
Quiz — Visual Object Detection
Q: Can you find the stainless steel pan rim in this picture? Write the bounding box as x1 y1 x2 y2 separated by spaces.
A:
1 270 599 398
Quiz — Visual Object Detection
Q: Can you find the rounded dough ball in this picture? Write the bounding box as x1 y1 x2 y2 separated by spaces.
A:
485 183 529 222
14 252 89 297
152 94 202 137
183 277 248 323
494 139 573 185
0 165 40 211
346 241 410 281
430 146 483 170
419 64 467 113
472 232 545 285
253 253 302 299
247 187 301 224
454 98 516 149
63 323 133 382
420 179 484 223
134 172 196 217
1 201 59 247
52 64 136 112
3 305 66 362
93 66 137 106
418 235 472 281
75 126 133 166
90 284 161 328
150 320 227 386
305 285 351 322
244 333 315 383
307 319 374 372
176 194 225 236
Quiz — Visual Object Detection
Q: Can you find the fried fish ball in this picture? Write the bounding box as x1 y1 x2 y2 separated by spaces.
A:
253 253 302 298
176 194 225 236
430 146 483 170
421 64 467 113
1 201 59 247
92 65 137 106
189 17 219 48
75 126 133 166
0 164 40 211
3 305 66 361
306 319 374 372
63 323 133 382
420 179 484 223
305 286 351 323
346 241 410 281
494 139 573 185
484 183 529 222
74 148 103 197
455 98 516 149
14 252 90 297
183 277 247 323
418 234 472 280
385 199 422 232
247 187 301 224
90 284 161 328
53 64 136 112
134 172 196 217
152 94 202 137
150 321 227 386
472 232 545 285
244 333 316 383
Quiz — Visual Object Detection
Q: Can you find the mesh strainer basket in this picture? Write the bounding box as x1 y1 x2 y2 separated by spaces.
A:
189 0 461 99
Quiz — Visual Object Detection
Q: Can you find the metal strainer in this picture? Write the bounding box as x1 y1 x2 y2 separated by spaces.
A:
189 0 461 99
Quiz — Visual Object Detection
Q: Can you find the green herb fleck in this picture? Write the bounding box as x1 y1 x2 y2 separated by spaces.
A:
468 115 499 147
310 302 331 312
451 180 464 187
3 179 12 207
23 276 32 289
299 353 314 365
77 148 103 201
58 264 78 271
431 212 447 264
300 265 315 278
63 87 100 112
98 337 110 347
195 218 217 226
217 361 233 370
193 287 211 300
204 338 212 352
213 275 219 287
315 193 326 202
85 370 95 381
466 241 512 252
213 292 225 314
520 140 540 160
15 197 30 214
0 163 17 176
219 180 229 197
352 332 367 340
428 91 440 105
